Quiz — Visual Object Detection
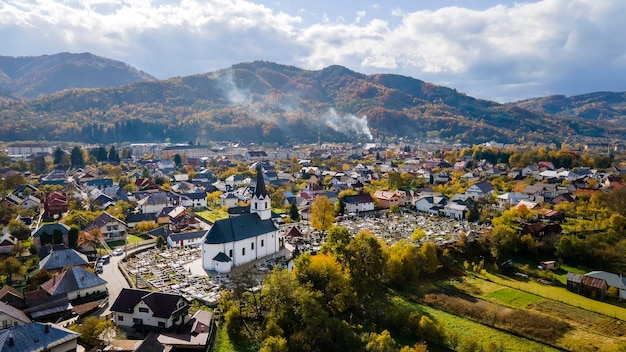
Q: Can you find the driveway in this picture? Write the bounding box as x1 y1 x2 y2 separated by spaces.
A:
98 243 156 317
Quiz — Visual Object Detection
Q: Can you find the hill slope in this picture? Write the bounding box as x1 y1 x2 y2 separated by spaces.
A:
513 92 626 121
0 52 156 98
0 60 619 144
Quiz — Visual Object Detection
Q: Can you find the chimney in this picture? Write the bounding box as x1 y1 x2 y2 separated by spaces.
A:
44 323 50 333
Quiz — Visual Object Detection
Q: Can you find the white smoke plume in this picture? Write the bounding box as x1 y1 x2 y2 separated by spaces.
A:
217 69 250 105
322 108 373 140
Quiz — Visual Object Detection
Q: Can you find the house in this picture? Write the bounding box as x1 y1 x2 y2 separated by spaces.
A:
566 272 583 294
343 194 375 214
202 168 280 273
583 271 626 300
0 301 31 329
465 181 494 200
23 291 73 323
83 211 128 241
125 213 158 228
31 223 71 250
0 322 80 351
496 192 529 208
0 286 26 310
414 195 448 216
43 191 68 219
41 266 107 301
220 192 239 208
138 192 170 214
444 202 468 220
39 248 89 274
110 288 191 333
0 232 18 254
521 222 562 238
373 190 402 209
167 230 207 248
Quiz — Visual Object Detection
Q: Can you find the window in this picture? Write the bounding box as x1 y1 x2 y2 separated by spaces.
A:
133 318 143 325
229 249 233 257
118 316 123 321
261 239 264 247
265 202 268 208
138 307 149 313
254 202 257 209
242 247 246 256
158 322 165 328
251 242 254 250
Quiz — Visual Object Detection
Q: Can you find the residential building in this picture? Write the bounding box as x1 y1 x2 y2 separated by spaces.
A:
110 288 190 333
0 322 79 352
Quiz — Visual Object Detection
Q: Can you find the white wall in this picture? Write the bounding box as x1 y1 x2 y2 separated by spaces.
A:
203 229 280 272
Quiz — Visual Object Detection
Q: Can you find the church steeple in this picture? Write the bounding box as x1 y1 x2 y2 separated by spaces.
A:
251 164 271 220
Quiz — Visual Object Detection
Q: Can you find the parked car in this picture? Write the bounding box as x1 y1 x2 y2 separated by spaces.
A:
99 255 111 264
112 248 124 256
96 263 103 274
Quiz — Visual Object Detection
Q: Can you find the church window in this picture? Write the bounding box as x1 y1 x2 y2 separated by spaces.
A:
255 202 257 209
251 242 254 250
265 202 268 208
242 247 246 256
229 250 233 257
261 239 264 247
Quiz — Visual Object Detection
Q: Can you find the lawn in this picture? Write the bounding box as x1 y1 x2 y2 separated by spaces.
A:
484 288 543 308
482 272 626 320
126 234 144 243
195 209 229 223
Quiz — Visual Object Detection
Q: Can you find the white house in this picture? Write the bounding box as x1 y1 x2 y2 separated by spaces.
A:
496 192 529 208
40 267 107 301
167 230 207 248
137 192 170 214
465 181 495 200
219 193 239 208
83 211 127 241
444 202 468 220
0 301 31 329
343 194 375 214
202 168 280 273
414 195 447 215
110 288 190 332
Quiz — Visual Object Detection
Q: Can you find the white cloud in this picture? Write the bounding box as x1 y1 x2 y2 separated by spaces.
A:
0 0 625 101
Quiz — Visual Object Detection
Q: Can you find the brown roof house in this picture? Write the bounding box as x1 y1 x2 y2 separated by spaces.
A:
43 191 68 219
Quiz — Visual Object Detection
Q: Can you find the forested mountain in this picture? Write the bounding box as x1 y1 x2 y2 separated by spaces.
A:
513 92 626 121
0 53 155 99
0 59 621 144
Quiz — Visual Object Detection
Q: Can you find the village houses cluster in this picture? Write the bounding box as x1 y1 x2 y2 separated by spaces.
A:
0 140 625 350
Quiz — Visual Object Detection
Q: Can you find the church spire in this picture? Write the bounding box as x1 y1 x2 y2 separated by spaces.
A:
251 163 271 220
254 163 269 198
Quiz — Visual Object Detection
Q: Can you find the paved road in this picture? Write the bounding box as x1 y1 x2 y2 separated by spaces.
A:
98 243 156 317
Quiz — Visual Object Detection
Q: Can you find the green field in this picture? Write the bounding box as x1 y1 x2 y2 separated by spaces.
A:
196 209 229 223
126 234 144 243
391 295 559 351
484 288 543 308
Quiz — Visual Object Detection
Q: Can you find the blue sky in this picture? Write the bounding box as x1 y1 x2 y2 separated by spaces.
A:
1 0 625 102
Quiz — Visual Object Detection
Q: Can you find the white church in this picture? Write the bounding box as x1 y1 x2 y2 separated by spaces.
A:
202 167 280 273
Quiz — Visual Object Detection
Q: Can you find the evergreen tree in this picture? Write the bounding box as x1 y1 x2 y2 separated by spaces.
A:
70 146 85 167
289 203 300 222
53 147 64 164
108 146 120 162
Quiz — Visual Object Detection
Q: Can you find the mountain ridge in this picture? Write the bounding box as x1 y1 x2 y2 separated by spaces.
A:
0 52 156 98
0 56 622 145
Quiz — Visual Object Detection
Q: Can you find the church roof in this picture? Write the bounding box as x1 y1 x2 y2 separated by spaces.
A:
204 213 277 245
212 252 232 262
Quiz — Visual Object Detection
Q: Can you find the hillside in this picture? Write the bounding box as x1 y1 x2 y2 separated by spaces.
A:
513 92 626 122
0 59 620 144
0 52 155 98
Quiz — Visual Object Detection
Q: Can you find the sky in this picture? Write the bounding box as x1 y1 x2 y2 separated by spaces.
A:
1 0 626 102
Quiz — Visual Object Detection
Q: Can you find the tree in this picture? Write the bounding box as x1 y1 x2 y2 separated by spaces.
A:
70 316 114 347
8 219 31 240
310 196 335 232
320 226 352 263
289 203 300 221
421 241 439 274
347 231 387 307
0 257 24 284
70 146 85 167
363 330 397 352
260 336 288 352
108 146 120 162
174 153 183 166
53 147 64 165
